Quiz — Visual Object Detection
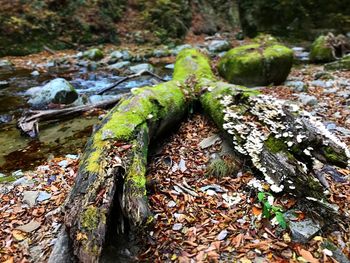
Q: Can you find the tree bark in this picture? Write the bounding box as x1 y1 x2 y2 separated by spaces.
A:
62 49 214 262
56 49 349 262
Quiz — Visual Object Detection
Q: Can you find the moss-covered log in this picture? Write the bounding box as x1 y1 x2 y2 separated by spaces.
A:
199 80 350 222
57 49 350 262
62 49 213 262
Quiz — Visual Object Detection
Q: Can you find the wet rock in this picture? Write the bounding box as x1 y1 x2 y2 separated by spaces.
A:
171 44 192 55
13 177 34 187
165 64 174 70
325 54 350 71
153 48 170 58
313 71 334 80
109 50 124 61
285 80 307 92
27 78 78 107
0 60 14 71
310 80 333 88
292 47 309 62
108 61 131 71
298 94 318 106
31 70 40 76
129 63 154 73
218 43 293 86
309 35 335 63
88 95 119 104
66 154 79 160
0 114 12 124
323 88 339 94
83 48 104 61
23 191 39 207
207 40 231 53
0 80 9 89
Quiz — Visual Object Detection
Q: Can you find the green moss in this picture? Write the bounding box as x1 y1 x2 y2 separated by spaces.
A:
206 157 237 178
322 146 348 167
173 49 215 82
218 44 293 86
83 48 104 61
0 175 16 184
309 36 335 63
325 55 350 71
265 136 288 153
252 34 279 45
81 206 99 231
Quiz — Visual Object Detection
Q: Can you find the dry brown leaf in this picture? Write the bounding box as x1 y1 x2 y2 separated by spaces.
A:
298 248 320 263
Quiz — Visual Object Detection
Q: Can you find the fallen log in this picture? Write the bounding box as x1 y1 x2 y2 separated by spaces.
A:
63 49 212 262
17 95 125 138
56 49 349 262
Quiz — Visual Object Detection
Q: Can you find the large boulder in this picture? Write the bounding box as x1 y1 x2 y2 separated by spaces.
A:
27 78 78 107
218 44 293 86
309 36 335 63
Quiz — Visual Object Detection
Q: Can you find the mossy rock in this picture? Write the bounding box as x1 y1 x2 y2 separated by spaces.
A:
83 48 104 61
324 55 350 71
218 44 293 86
252 34 279 46
309 36 335 63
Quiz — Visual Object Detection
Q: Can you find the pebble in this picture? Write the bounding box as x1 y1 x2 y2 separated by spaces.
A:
37 191 52 202
172 223 183 231
298 94 318 106
23 191 39 207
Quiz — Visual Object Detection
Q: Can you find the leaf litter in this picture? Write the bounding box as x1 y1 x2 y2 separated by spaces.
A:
139 114 350 263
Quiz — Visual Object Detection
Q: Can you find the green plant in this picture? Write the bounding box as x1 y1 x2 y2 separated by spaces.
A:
205 157 237 178
257 192 287 229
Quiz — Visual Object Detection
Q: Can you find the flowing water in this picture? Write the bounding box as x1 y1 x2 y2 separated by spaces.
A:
0 63 172 175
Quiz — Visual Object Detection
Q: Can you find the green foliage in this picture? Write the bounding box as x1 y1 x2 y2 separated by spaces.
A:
239 0 350 38
257 191 287 229
139 0 192 41
205 157 237 178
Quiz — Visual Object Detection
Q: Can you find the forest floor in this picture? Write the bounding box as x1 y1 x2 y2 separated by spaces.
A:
0 43 350 262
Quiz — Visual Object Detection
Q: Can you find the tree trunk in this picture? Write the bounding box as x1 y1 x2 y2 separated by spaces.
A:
56 49 350 262
62 49 214 262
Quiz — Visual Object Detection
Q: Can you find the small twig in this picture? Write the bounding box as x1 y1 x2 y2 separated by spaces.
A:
174 182 199 197
97 70 165 95
43 45 56 55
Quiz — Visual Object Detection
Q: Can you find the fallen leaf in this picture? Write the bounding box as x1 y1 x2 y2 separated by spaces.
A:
298 248 320 263
12 230 26 241
252 206 262 216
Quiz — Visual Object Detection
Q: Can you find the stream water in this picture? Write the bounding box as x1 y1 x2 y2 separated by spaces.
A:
0 62 172 175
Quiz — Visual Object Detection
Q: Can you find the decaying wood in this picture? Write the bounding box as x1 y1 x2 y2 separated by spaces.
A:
60 49 209 262
17 95 125 138
52 49 350 262
97 69 165 95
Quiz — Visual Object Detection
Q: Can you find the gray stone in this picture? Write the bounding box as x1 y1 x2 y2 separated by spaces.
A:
83 48 104 61
171 44 192 55
37 191 51 202
207 40 231 52
153 49 170 58
199 134 221 149
16 220 41 233
13 177 34 187
12 170 24 177
165 64 174 70
310 80 333 88
23 191 39 207
27 78 78 107
0 60 13 71
58 160 69 168
65 154 79 160
0 81 9 89
298 94 318 106
285 80 307 92
129 63 154 73
288 218 321 243
110 50 124 60
48 230 73 263
108 61 130 70
31 70 40 76
323 88 339 94
338 91 350 99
